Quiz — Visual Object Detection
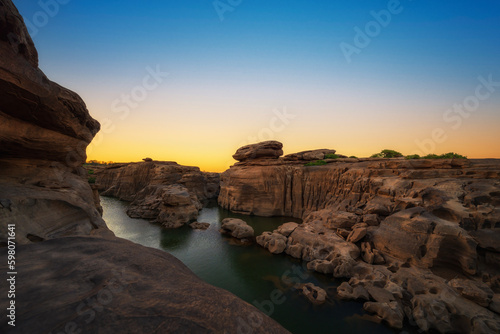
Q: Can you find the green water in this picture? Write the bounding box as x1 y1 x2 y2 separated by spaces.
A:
101 196 398 334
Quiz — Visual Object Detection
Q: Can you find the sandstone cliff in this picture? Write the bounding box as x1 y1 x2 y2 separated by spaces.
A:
0 0 108 244
96 161 220 228
0 2 289 333
220 141 500 333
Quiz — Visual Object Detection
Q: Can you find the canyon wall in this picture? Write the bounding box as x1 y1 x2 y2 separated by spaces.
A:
221 142 500 333
96 161 220 228
0 0 108 244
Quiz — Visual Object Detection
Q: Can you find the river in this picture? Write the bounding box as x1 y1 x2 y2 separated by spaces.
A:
101 196 397 334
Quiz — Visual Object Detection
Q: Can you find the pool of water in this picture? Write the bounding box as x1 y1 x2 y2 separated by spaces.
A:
101 196 398 334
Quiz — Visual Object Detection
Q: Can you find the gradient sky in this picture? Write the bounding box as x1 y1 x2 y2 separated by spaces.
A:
13 0 500 171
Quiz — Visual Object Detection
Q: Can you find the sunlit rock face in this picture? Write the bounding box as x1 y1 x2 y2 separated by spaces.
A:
223 141 500 333
0 0 108 244
95 161 220 228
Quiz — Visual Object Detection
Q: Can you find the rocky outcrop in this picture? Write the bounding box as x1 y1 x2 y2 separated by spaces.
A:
96 161 219 228
233 140 283 162
0 236 290 334
220 218 254 239
223 142 500 333
283 149 337 161
0 3 290 333
0 0 108 244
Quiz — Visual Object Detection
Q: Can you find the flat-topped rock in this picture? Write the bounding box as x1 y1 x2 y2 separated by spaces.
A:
232 141 283 162
284 149 337 161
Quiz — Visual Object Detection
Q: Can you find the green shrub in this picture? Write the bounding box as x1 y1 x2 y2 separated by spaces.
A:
371 149 403 158
87 169 94 175
324 153 340 159
88 176 96 184
305 160 327 166
405 154 421 160
422 152 467 159
349 156 357 159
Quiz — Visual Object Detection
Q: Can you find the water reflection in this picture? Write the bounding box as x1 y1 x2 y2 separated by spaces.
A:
101 196 398 334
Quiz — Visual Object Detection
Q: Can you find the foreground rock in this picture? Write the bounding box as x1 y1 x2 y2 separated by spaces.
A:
233 140 283 162
223 141 500 333
220 218 254 239
0 0 108 244
96 161 219 228
0 237 290 334
0 5 290 333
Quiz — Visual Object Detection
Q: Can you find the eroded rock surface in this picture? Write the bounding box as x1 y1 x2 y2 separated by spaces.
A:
0 0 108 244
0 237 290 334
96 161 219 228
220 218 254 239
224 141 500 333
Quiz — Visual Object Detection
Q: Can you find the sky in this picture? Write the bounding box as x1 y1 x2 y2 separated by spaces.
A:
13 0 500 171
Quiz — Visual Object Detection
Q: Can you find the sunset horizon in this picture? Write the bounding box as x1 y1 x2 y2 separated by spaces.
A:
12 0 500 172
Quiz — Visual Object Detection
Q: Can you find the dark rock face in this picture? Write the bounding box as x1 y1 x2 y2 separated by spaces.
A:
0 3 290 333
232 140 283 162
223 142 500 333
0 237 290 334
96 161 220 228
0 0 108 244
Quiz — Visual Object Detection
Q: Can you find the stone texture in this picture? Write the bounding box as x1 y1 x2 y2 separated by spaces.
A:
96 161 220 228
283 149 337 161
0 236 290 334
0 0 108 244
363 302 404 329
189 222 210 230
219 142 500 333
299 283 327 304
257 232 287 254
220 218 254 239
232 141 283 162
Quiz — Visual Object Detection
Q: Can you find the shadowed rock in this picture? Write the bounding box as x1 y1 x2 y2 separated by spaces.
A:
0 237 290 334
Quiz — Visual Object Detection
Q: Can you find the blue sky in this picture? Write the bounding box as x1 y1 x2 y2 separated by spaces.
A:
13 0 500 170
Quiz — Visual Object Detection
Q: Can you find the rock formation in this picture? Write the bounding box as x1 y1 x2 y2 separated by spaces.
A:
0 3 289 333
233 140 283 162
222 141 500 333
0 0 108 244
220 218 255 239
95 161 220 228
0 236 290 334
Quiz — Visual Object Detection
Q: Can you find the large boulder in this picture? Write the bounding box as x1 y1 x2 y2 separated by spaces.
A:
232 141 283 162
0 236 290 334
220 218 254 239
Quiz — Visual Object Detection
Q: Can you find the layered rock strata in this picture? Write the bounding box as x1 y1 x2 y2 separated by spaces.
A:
221 141 500 333
0 0 108 244
96 161 220 228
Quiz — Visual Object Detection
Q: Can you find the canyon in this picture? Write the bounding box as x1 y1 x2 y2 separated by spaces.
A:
0 1 289 333
1 0 500 332
219 140 500 332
